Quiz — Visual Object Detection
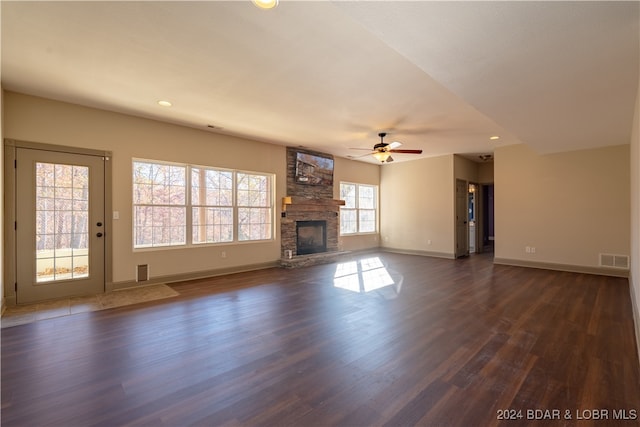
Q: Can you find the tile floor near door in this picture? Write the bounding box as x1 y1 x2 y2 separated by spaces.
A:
1 284 179 328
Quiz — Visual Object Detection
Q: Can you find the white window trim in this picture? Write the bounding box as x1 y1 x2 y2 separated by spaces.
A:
132 159 188 249
340 182 379 236
132 158 275 250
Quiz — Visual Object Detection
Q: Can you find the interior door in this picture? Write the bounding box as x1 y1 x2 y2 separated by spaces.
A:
468 183 477 254
16 147 105 304
455 179 469 258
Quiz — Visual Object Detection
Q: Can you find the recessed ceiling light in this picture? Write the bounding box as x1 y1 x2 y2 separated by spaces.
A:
489 135 500 140
253 0 278 9
157 100 172 107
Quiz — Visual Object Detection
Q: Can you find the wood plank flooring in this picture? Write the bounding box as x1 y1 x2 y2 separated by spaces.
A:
2 252 639 426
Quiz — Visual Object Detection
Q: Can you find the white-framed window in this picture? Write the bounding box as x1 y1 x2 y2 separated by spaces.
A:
133 161 187 248
133 159 273 249
191 167 233 244
237 172 272 241
340 182 378 235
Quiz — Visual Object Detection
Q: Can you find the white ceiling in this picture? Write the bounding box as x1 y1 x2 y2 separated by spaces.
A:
2 1 638 164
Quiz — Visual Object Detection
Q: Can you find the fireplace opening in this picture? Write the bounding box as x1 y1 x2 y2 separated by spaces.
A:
296 220 327 255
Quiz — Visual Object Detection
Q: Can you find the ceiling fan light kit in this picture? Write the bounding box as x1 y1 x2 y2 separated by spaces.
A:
372 151 391 163
252 0 278 9
365 132 423 163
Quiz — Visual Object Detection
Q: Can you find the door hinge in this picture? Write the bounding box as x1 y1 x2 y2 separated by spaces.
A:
15 282 17 292
14 221 17 230
14 159 17 168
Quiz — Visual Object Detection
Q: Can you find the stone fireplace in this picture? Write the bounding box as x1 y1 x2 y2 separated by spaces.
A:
281 147 346 267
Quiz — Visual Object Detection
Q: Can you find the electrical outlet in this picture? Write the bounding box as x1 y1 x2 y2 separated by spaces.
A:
531 247 536 254
427 239 432 245
526 246 531 253
221 251 227 259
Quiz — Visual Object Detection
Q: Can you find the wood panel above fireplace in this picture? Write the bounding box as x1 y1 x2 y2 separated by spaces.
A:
282 196 345 213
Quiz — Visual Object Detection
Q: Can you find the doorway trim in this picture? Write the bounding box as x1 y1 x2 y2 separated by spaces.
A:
4 139 113 306
468 182 482 254
454 178 469 258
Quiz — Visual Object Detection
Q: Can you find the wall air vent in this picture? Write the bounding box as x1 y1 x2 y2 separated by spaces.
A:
137 264 149 282
599 253 629 269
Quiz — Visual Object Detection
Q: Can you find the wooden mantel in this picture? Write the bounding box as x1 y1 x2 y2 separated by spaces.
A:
282 196 345 213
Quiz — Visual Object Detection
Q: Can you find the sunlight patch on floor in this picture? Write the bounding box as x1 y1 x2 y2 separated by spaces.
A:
334 257 400 295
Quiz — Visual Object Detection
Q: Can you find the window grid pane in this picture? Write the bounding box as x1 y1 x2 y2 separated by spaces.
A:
359 209 376 233
192 207 233 244
340 182 378 235
341 209 357 234
237 173 272 242
237 173 270 207
192 167 234 244
340 183 356 208
133 161 273 248
358 185 376 209
36 162 90 282
134 206 186 248
133 161 187 248
238 207 272 241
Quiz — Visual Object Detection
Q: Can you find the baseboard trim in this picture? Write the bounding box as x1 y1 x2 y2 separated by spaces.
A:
3 294 16 308
494 257 629 278
380 247 456 260
112 261 280 291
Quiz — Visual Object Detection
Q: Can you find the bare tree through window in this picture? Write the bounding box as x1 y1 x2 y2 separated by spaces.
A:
133 161 186 248
35 163 90 281
133 160 273 249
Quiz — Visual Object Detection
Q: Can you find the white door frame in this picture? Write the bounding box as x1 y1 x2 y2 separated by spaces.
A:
455 178 469 258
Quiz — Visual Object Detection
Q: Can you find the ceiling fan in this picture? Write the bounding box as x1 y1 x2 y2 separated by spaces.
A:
353 132 423 163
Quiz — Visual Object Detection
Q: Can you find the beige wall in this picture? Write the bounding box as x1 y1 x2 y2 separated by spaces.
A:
333 156 381 252
630 74 640 357
478 162 494 184
4 92 285 287
379 155 455 257
452 155 495 185
3 92 379 290
454 155 478 183
495 143 630 272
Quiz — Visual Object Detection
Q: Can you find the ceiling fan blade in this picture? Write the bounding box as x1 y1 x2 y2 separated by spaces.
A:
349 152 375 159
388 141 402 150
349 147 376 151
389 149 423 154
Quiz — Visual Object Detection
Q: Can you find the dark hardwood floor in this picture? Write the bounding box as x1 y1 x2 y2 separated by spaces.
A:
2 252 639 426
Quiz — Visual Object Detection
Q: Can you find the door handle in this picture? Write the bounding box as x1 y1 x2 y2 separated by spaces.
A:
96 232 103 238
